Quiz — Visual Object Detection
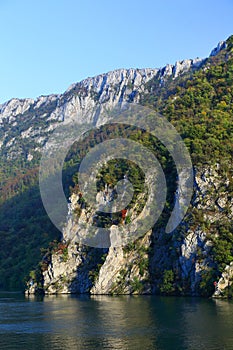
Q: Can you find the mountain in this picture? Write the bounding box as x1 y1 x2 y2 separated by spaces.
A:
1 36 233 297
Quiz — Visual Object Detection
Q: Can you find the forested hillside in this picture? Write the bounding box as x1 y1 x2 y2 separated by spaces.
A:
0 36 233 294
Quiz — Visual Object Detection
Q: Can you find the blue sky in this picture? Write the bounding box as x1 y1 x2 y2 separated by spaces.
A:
0 0 233 103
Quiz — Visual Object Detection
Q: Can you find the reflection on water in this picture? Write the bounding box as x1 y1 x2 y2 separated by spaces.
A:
0 292 233 350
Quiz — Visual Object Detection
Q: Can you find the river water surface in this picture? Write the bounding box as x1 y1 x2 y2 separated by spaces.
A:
0 292 232 350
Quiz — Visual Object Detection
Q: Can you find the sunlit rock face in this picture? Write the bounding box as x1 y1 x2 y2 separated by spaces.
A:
8 38 231 297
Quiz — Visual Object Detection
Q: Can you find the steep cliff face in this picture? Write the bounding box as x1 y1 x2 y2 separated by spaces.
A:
0 61 205 163
1 37 232 295
213 263 233 298
25 162 233 296
177 166 233 296
26 187 152 295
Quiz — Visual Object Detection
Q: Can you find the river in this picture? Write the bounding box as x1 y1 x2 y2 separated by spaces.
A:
0 292 232 349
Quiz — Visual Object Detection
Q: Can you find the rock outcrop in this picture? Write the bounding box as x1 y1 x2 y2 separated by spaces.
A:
212 263 233 297
0 56 208 161
25 161 233 296
1 37 230 297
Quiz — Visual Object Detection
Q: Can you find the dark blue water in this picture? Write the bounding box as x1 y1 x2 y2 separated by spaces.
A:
0 293 232 350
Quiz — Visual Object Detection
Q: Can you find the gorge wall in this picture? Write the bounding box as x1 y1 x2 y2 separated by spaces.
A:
0 37 232 297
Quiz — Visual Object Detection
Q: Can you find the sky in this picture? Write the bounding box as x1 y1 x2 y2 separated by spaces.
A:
0 0 233 104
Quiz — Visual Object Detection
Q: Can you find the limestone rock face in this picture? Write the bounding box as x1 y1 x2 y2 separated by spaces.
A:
26 184 151 295
90 231 151 295
178 165 232 295
210 41 227 57
194 166 233 221
212 263 233 297
25 164 233 297
42 244 84 294
90 246 125 294
27 162 232 296
21 38 232 296
0 54 208 160
179 229 212 293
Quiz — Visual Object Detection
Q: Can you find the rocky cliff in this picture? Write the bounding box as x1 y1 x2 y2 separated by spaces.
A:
0 61 205 164
1 37 232 296
25 162 233 296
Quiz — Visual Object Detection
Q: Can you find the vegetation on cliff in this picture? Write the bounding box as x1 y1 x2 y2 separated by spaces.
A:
0 36 233 294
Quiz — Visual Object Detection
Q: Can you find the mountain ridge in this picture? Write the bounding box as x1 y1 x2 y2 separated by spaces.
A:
0 38 225 111
0 39 225 165
1 36 232 295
